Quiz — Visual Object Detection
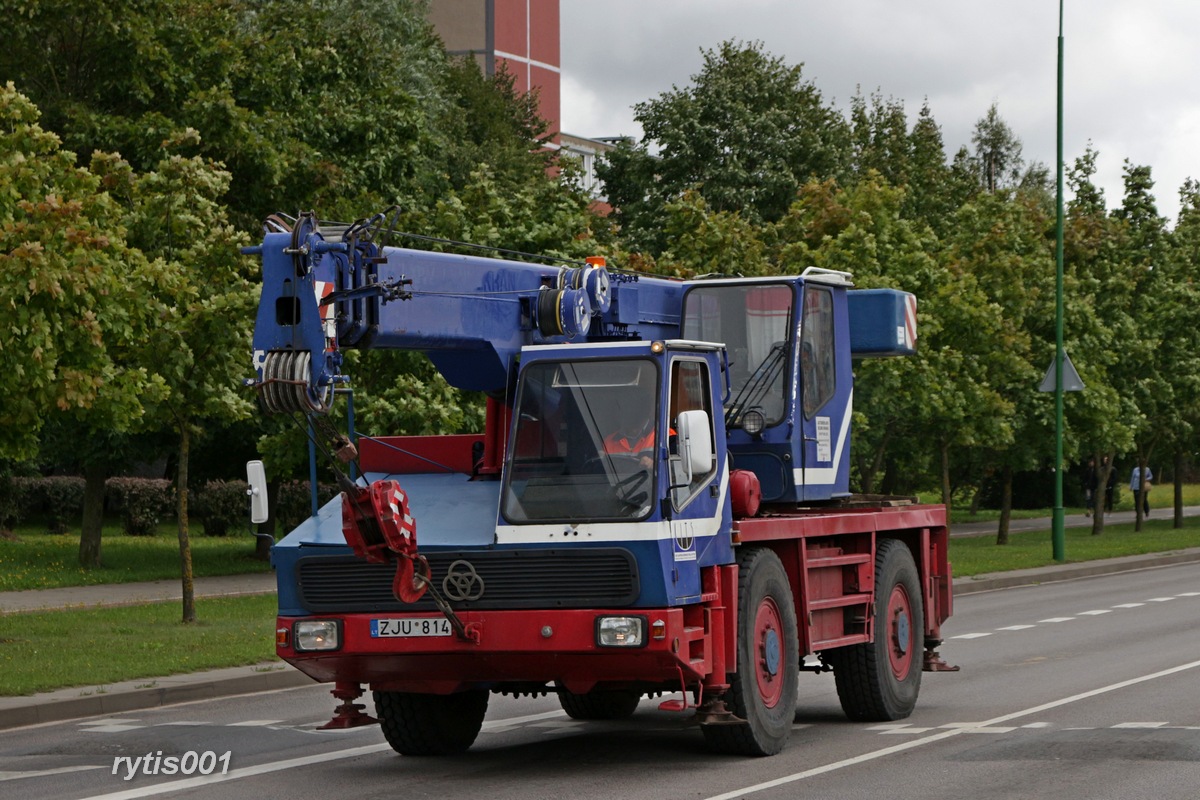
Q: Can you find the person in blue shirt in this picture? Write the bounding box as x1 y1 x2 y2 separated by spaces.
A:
1129 464 1153 516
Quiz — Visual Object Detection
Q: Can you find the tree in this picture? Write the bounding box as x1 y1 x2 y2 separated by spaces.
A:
1063 145 1137 536
848 90 911 189
93 145 256 622
1 0 465 227
1110 162 1171 531
904 101 957 235
0 84 169 566
598 40 849 253
942 189 1055 542
971 104 1025 193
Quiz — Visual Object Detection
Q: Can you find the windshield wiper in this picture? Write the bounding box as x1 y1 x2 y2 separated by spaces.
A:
724 341 786 428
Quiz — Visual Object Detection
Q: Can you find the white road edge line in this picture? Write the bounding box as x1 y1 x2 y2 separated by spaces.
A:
701 657 1200 800
0 765 106 782
76 710 566 800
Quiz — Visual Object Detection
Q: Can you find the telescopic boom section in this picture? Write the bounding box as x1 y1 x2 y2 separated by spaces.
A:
246 215 685 415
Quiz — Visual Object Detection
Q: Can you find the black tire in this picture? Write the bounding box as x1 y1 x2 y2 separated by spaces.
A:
558 688 642 720
702 547 799 756
373 689 489 756
828 538 924 721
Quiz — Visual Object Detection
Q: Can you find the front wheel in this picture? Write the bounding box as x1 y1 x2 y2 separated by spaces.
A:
702 547 799 756
373 689 489 756
828 539 924 721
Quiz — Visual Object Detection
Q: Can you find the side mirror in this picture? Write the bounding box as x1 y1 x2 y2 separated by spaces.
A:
676 410 714 483
246 460 269 524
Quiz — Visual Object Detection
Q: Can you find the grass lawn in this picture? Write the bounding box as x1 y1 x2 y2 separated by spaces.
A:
0 521 271 592
949 514 1200 576
0 595 279 696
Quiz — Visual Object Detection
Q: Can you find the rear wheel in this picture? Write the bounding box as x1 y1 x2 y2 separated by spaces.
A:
558 688 642 720
702 547 799 756
373 689 489 756
828 539 924 721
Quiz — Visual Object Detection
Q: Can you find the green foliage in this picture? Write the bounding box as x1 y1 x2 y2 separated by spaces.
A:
106 477 174 536
192 480 250 537
598 40 849 253
0 83 168 460
36 476 88 534
275 480 339 534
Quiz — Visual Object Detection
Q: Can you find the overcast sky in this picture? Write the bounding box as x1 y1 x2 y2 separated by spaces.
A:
560 0 1200 223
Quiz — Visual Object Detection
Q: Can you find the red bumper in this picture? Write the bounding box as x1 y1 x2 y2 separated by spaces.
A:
278 607 701 694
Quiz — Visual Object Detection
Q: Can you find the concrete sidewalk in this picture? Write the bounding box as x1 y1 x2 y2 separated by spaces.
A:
2 519 1199 731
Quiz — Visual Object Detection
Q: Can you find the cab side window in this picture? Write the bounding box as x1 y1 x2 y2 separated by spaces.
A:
669 359 716 510
800 286 836 418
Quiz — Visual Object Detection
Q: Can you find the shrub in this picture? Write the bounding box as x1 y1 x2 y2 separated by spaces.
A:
277 480 339 534
106 478 174 536
0 475 27 531
39 476 87 534
193 480 251 537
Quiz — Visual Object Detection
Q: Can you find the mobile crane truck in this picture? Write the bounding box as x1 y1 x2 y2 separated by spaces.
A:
245 210 955 757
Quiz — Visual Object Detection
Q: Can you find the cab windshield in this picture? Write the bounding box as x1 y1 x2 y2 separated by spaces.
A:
682 283 793 427
502 359 659 523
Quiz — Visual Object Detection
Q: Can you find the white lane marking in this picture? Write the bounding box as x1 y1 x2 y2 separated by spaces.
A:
227 720 284 727
701 658 1200 800
1146 597 1175 602
1112 721 1168 728
0 766 105 782
1039 617 1075 623
996 625 1035 631
1179 592 1200 597
76 710 567 800
951 633 992 639
877 727 933 734
1113 603 1145 608
1021 722 1052 728
81 725 145 733
1077 610 1112 616
155 721 212 726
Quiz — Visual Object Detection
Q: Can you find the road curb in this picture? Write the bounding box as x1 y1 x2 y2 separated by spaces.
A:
951 547 1200 595
0 663 314 731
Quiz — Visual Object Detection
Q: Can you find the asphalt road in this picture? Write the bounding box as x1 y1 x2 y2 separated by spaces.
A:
3 561 1197 800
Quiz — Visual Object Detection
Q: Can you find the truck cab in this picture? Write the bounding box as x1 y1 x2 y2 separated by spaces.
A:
500 340 734 606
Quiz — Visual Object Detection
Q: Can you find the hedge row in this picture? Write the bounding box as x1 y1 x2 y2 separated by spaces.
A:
0 476 338 536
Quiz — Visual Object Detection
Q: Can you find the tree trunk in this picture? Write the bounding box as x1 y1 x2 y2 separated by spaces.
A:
1091 451 1110 536
996 466 1012 545
78 463 108 568
177 427 196 623
1173 449 1184 529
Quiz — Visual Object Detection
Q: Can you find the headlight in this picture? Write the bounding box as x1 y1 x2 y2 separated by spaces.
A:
294 620 341 652
596 616 646 647
741 409 765 435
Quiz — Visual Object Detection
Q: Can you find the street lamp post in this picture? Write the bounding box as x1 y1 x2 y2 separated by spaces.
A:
1052 0 1067 562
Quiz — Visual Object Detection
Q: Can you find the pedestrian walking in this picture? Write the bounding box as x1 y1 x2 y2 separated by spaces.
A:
1129 464 1153 516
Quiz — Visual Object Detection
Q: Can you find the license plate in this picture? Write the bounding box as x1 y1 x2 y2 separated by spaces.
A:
371 617 453 638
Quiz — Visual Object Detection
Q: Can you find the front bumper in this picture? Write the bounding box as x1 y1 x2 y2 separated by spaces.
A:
278 607 702 694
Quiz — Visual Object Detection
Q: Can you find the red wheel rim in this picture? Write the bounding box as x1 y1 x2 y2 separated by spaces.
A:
753 597 785 708
886 583 915 680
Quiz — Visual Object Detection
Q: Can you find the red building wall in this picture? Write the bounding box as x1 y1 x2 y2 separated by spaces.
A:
490 0 561 134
